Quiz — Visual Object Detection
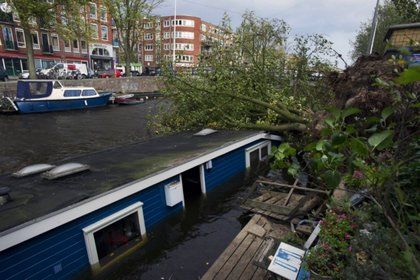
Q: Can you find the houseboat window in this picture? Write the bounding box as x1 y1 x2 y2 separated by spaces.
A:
53 81 62 89
63 90 81 97
29 82 49 96
245 141 271 169
82 89 96 96
82 202 146 267
94 212 141 264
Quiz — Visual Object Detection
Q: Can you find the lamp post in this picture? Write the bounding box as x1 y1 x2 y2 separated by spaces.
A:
367 0 380 55
172 0 177 69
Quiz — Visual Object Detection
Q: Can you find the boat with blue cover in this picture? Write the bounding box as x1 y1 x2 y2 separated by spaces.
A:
6 80 112 113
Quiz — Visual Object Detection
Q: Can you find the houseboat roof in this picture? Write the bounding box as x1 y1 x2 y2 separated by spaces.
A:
0 130 276 238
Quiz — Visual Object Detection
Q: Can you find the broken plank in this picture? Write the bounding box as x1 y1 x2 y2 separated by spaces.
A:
243 200 293 216
257 179 329 195
247 224 266 238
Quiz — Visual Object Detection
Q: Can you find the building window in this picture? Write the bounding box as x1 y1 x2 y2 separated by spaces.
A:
144 55 153 61
201 23 207 32
81 40 87 53
172 19 195 27
100 7 107 22
51 34 60 51
89 2 97 19
245 141 271 169
15 28 26 48
163 43 170 50
64 39 71 52
72 39 79 53
90 23 98 39
163 32 170 39
31 31 40 49
101 25 108 41
144 33 153 40
82 202 146 266
175 43 194 51
174 31 194 39
144 44 153 51
12 12 20 22
163 20 170 27
144 22 152 29
2 27 14 50
175 54 194 62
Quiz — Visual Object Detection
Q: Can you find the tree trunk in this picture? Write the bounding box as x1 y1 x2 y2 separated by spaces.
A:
23 26 36 79
124 32 131 77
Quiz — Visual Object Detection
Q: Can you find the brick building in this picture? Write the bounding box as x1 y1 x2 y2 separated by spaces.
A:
139 15 228 71
0 1 114 77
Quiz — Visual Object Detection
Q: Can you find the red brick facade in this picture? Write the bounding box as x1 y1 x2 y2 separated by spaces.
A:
0 0 114 76
139 15 224 71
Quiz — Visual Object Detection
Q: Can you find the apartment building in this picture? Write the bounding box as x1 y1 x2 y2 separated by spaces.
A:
139 15 228 71
0 1 114 76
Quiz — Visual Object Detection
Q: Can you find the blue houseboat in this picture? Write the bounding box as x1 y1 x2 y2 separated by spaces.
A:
0 130 280 279
12 80 111 113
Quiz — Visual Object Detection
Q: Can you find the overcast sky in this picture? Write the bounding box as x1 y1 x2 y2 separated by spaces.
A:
156 0 378 68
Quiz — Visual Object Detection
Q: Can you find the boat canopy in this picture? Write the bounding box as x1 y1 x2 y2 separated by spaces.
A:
17 81 53 99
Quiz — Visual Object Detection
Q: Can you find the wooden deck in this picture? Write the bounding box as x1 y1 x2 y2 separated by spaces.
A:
202 214 289 280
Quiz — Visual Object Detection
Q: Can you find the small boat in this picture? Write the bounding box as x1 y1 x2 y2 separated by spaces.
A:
3 80 112 113
114 94 134 104
117 98 145 105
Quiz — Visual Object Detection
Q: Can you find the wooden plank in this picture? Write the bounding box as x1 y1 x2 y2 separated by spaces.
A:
283 179 298 206
257 179 329 195
214 234 256 280
226 234 266 280
243 200 293 216
202 215 262 280
252 267 268 280
247 224 266 238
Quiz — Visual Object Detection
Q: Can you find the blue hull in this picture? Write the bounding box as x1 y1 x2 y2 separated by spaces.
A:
15 93 112 113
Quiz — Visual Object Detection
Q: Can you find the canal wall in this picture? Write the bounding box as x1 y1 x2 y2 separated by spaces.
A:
0 76 164 97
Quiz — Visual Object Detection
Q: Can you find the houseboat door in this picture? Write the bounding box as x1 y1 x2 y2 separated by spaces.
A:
180 165 205 204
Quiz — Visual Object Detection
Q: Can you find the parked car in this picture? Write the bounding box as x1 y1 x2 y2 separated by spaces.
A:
97 69 122 78
0 68 9 81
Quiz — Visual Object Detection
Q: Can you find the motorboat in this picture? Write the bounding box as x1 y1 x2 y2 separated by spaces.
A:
2 80 112 113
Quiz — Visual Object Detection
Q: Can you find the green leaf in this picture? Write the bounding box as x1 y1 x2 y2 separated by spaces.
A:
394 67 420 85
367 117 381 125
323 170 341 189
304 142 317 152
349 138 369 157
324 117 335 128
332 133 346 146
368 130 393 150
316 140 328 152
381 107 394 122
342 107 361 119
328 107 341 121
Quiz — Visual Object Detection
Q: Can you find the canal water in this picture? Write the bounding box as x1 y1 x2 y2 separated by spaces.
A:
0 102 259 280
0 100 163 174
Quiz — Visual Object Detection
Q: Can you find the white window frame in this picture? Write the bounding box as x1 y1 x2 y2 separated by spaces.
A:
15 28 26 48
12 12 20 22
100 6 107 22
64 39 71 52
144 33 153 40
90 23 98 39
101 25 108 41
32 31 40 49
144 44 153 51
245 140 271 168
163 32 170 39
81 40 88 54
89 2 97 19
163 20 170 27
51 34 60 51
82 202 146 266
72 39 79 53
144 54 153 62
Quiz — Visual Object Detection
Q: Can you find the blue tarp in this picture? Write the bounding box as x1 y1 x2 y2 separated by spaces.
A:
16 81 53 99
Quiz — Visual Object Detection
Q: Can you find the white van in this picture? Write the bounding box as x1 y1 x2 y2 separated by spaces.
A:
40 63 89 79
